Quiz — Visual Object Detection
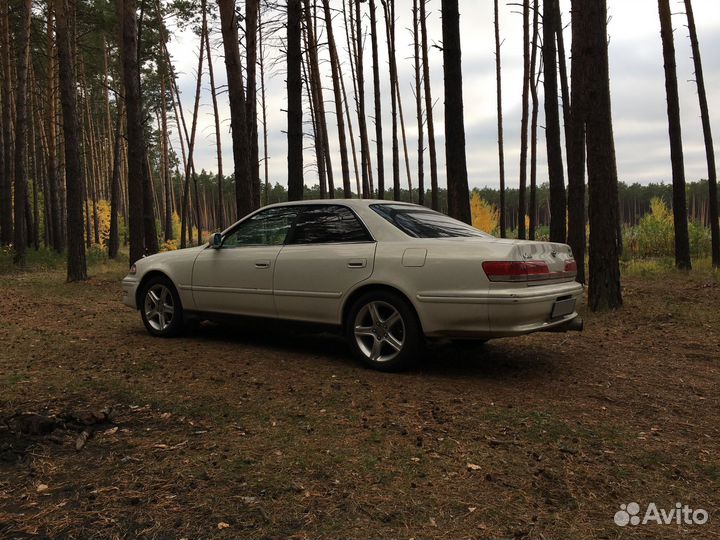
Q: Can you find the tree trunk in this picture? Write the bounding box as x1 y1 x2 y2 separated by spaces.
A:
658 0 691 269
685 0 719 268
395 77 413 200
204 8 224 229
528 0 539 240
354 0 371 198
441 0 471 224
581 0 622 310
119 0 147 264
543 0 566 243
108 99 123 258
246 0 260 209
413 0 424 206
302 35 326 197
218 0 253 215
303 0 333 197
258 4 269 203
343 0 362 196
494 0 506 237
419 0 438 210
369 0 384 199
567 0 587 283
56 0 87 280
518 0 529 239
12 0 32 265
286 0 304 201
179 2 205 248
322 0 352 197
381 0 400 201
0 2 12 246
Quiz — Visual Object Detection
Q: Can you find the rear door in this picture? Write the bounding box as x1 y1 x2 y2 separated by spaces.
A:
191 206 300 317
273 205 376 324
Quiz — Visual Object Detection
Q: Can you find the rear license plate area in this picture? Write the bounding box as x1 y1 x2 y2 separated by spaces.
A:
551 298 576 318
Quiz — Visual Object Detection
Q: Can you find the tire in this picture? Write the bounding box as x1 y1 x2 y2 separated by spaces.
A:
345 290 423 371
139 276 184 337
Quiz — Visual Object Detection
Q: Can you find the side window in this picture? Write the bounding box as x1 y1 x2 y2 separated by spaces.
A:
290 205 372 244
222 207 299 247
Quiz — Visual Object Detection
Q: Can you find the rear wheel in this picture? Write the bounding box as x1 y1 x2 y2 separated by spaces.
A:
140 276 184 337
346 290 422 371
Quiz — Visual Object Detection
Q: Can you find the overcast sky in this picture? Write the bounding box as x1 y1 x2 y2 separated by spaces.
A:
166 0 720 193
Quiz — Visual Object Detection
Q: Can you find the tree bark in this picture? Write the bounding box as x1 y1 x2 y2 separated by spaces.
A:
246 0 260 209
518 0 530 239
494 0 506 237
108 98 123 258
381 0 400 201
543 0 566 243
12 0 32 265
419 0 438 210
218 0 253 215
323 0 352 197
441 0 471 224
179 2 205 248
56 0 87 280
413 0 424 206
303 0 333 197
0 2 12 246
581 0 622 310
369 0 384 199
286 0 304 201
685 0 719 268
658 0 691 269
204 8 224 229
529 0 540 240
119 0 148 264
567 0 587 283
354 0 371 198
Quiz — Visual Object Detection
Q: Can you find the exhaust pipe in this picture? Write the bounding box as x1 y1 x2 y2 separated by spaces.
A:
543 316 584 333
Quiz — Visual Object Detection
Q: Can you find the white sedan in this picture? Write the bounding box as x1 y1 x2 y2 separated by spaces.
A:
122 200 583 370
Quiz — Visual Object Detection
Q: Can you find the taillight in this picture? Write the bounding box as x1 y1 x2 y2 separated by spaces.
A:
564 259 577 275
482 260 551 282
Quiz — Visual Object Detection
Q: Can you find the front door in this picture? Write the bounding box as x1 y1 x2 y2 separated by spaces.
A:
191 206 300 317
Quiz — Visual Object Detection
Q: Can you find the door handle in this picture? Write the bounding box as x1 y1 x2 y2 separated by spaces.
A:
255 260 271 269
347 258 367 269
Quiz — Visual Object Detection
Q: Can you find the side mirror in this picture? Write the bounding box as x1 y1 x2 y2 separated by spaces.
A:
210 232 223 249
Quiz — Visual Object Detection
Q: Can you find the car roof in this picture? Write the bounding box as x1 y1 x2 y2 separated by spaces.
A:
263 199 423 210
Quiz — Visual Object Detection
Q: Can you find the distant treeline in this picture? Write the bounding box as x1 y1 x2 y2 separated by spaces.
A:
225 175 714 230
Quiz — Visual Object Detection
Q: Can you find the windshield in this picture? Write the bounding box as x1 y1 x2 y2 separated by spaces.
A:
370 204 492 239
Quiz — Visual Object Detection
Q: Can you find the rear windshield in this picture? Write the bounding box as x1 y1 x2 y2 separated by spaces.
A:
370 204 492 238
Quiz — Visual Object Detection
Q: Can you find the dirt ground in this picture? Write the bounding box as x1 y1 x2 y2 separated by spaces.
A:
0 261 718 539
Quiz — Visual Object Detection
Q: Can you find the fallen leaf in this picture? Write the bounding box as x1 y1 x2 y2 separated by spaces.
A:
36 484 49 493
75 430 91 451
217 522 230 530
104 427 119 436
467 463 481 471
468 507 477 513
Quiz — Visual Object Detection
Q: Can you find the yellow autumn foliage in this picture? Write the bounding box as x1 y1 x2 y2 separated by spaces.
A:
470 192 499 235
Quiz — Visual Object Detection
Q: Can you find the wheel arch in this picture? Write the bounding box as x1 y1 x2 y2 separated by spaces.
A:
341 283 424 334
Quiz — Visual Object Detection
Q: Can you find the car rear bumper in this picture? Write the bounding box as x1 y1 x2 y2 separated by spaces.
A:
417 281 584 338
122 277 140 309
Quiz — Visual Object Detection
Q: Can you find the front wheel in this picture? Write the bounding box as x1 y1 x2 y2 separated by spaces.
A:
346 291 423 371
140 276 184 337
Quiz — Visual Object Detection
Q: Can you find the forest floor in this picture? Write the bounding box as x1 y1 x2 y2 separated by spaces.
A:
0 255 718 539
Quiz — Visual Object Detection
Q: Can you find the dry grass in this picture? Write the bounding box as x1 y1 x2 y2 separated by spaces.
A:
0 260 718 539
